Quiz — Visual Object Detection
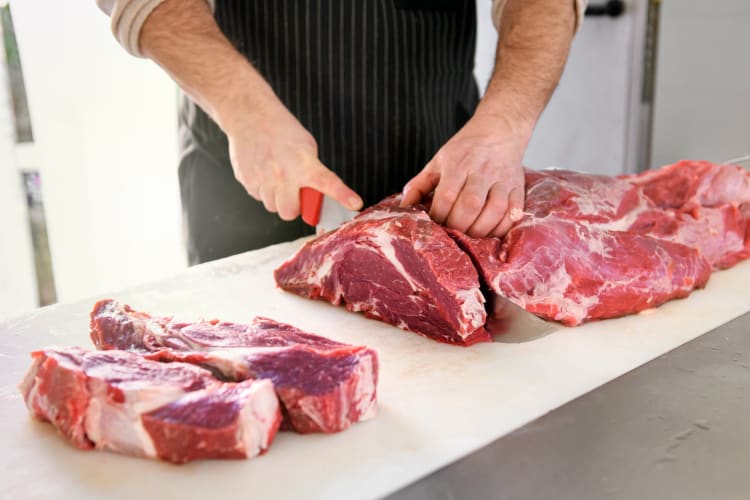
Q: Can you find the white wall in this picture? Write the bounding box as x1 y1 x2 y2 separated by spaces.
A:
476 1 648 176
651 0 750 167
9 0 184 306
0 39 37 320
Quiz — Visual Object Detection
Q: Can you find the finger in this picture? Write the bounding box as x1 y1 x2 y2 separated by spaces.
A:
444 171 492 233
276 184 300 221
304 161 362 210
465 183 510 238
258 184 277 214
234 170 261 201
490 186 525 238
429 161 469 225
508 185 525 222
401 165 440 207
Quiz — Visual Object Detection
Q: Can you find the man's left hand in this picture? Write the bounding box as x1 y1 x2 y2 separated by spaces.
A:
400 112 527 238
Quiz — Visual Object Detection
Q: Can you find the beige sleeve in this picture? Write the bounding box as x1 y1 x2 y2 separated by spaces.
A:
95 0 216 57
491 0 588 32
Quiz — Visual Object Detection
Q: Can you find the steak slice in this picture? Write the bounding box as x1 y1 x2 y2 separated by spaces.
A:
19 347 280 464
90 299 379 433
274 201 489 346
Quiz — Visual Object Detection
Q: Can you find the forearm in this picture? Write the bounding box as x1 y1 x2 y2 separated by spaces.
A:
478 0 576 139
139 0 278 133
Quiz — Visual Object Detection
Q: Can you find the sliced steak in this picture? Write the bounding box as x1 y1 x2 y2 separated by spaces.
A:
20 347 280 464
90 299 379 433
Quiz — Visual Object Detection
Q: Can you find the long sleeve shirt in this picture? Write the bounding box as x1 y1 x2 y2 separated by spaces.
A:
96 0 587 58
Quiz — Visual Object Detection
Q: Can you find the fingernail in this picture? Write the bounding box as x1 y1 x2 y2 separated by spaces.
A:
348 196 362 210
510 208 523 222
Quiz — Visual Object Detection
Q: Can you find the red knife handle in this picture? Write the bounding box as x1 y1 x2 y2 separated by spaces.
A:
300 187 323 226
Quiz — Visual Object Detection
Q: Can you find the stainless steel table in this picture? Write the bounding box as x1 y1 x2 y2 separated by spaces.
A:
388 311 750 500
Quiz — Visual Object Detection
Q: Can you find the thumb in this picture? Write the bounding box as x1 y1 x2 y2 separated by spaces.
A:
400 165 440 207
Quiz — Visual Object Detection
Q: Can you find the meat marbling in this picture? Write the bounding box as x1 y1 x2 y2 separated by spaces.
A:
19 347 280 464
90 299 378 434
275 161 749 330
274 201 489 346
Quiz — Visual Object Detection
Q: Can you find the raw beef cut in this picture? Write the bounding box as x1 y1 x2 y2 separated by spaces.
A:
627 160 750 210
455 162 748 326
628 204 749 269
451 218 712 326
274 200 489 346
522 168 648 223
274 160 748 331
90 299 379 433
626 160 750 268
19 347 280 464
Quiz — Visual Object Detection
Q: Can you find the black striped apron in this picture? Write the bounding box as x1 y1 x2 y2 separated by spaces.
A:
179 0 480 264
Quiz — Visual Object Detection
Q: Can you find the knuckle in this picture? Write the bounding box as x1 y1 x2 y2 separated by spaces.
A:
320 171 342 190
233 169 247 185
278 209 297 221
491 196 509 213
478 162 496 177
242 181 260 200
303 134 318 152
270 161 286 181
466 225 487 239
438 188 459 203
429 205 448 223
511 192 526 208
432 149 448 165
489 189 509 212
262 202 276 213
493 221 512 238
463 193 485 211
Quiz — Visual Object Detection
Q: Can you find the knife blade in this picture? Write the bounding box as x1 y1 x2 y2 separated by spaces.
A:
300 187 359 234
486 294 563 343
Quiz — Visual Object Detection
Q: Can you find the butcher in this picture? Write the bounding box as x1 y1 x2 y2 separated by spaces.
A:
96 0 585 264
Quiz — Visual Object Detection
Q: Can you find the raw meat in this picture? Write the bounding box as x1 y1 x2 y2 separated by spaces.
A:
274 200 489 346
274 161 748 331
90 299 379 433
452 218 711 326
628 204 749 269
19 347 280 464
626 160 750 268
456 162 748 326
627 160 750 210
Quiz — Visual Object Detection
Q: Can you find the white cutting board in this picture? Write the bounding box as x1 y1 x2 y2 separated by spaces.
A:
1 239 749 500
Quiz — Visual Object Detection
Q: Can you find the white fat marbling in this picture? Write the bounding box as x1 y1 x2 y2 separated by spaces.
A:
240 379 280 455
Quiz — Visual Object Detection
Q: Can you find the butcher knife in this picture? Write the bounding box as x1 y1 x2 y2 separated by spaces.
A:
300 187 359 234
487 294 565 342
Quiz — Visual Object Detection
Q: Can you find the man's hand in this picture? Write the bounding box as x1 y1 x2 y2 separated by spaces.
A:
401 0 577 238
401 112 526 238
140 0 361 222
224 100 361 221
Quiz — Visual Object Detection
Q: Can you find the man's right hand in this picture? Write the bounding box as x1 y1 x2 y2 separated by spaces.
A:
140 0 361 223
222 99 362 222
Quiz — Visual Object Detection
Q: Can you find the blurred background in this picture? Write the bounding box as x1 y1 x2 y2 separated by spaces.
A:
1 0 748 320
